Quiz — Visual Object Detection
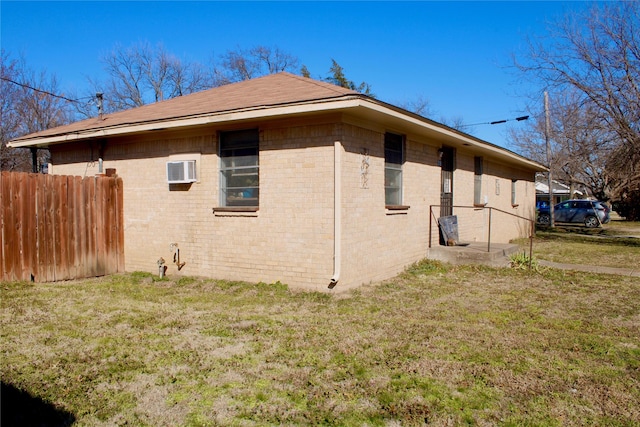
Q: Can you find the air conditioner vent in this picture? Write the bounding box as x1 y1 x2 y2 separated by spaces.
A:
167 160 196 184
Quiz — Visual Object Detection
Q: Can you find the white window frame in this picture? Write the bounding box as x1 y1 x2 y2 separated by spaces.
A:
384 133 404 207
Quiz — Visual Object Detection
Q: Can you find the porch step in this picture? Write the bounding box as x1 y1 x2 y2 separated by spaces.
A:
427 242 520 267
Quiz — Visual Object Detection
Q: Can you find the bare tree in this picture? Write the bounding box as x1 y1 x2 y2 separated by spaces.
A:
1 50 72 171
167 59 210 98
102 43 147 110
514 2 640 218
439 115 468 132
1 52 21 151
510 90 640 207
517 2 639 150
212 45 299 85
398 95 433 117
90 43 298 115
91 42 212 115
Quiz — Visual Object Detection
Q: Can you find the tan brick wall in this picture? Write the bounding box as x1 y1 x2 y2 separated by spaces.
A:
49 116 538 291
446 150 536 245
337 124 443 290
51 121 338 291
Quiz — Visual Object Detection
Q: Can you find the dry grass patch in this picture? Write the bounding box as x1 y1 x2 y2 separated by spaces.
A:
523 221 640 269
2 265 639 426
533 239 639 268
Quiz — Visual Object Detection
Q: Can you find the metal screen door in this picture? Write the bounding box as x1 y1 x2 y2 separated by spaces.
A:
440 147 454 217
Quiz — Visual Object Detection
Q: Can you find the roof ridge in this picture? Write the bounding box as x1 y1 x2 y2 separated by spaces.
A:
276 72 360 96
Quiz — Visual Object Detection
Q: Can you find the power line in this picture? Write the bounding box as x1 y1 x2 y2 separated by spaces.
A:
459 115 530 128
0 76 81 104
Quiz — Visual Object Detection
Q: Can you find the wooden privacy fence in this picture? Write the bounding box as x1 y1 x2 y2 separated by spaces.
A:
1 172 124 282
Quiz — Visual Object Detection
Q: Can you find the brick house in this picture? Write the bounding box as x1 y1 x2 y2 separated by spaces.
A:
10 73 544 291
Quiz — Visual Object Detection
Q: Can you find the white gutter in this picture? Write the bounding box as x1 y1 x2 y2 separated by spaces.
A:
329 139 342 288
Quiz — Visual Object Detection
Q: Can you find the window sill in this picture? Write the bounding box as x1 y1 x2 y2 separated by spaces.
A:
212 207 259 217
473 203 487 208
386 205 410 215
512 204 519 208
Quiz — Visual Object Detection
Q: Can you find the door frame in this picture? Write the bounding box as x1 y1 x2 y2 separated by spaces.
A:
439 146 455 217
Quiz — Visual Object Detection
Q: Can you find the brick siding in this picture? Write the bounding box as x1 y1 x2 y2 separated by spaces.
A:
50 117 536 291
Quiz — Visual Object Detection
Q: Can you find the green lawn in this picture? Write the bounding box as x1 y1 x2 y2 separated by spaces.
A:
2 263 639 426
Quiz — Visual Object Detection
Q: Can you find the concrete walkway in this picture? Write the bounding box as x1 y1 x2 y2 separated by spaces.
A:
538 260 640 278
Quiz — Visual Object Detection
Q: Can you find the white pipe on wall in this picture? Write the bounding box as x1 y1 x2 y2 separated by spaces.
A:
330 140 343 287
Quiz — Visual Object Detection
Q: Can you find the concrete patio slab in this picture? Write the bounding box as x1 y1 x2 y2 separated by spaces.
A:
427 242 521 267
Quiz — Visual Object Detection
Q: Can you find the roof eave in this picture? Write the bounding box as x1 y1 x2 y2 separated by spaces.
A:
9 95 546 171
355 98 547 171
8 97 364 148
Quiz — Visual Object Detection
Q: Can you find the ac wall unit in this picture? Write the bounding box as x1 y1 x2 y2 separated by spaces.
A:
167 160 197 184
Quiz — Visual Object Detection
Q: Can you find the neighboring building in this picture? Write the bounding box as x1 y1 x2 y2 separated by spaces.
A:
9 73 545 291
535 174 584 208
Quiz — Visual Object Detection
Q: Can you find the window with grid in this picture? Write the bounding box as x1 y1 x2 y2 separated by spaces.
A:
219 129 259 207
385 133 404 206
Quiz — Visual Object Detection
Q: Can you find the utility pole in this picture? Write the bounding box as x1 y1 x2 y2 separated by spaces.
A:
544 91 554 227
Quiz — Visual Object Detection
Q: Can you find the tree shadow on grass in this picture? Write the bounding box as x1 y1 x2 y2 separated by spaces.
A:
1 382 75 427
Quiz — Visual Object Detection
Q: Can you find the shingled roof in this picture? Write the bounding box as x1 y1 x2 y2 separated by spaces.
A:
10 72 360 145
8 72 546 171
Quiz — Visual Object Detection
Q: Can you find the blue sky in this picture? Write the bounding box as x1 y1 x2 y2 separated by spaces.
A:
2 1 592 149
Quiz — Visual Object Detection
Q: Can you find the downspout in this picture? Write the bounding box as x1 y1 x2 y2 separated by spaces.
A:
329 140 342 288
